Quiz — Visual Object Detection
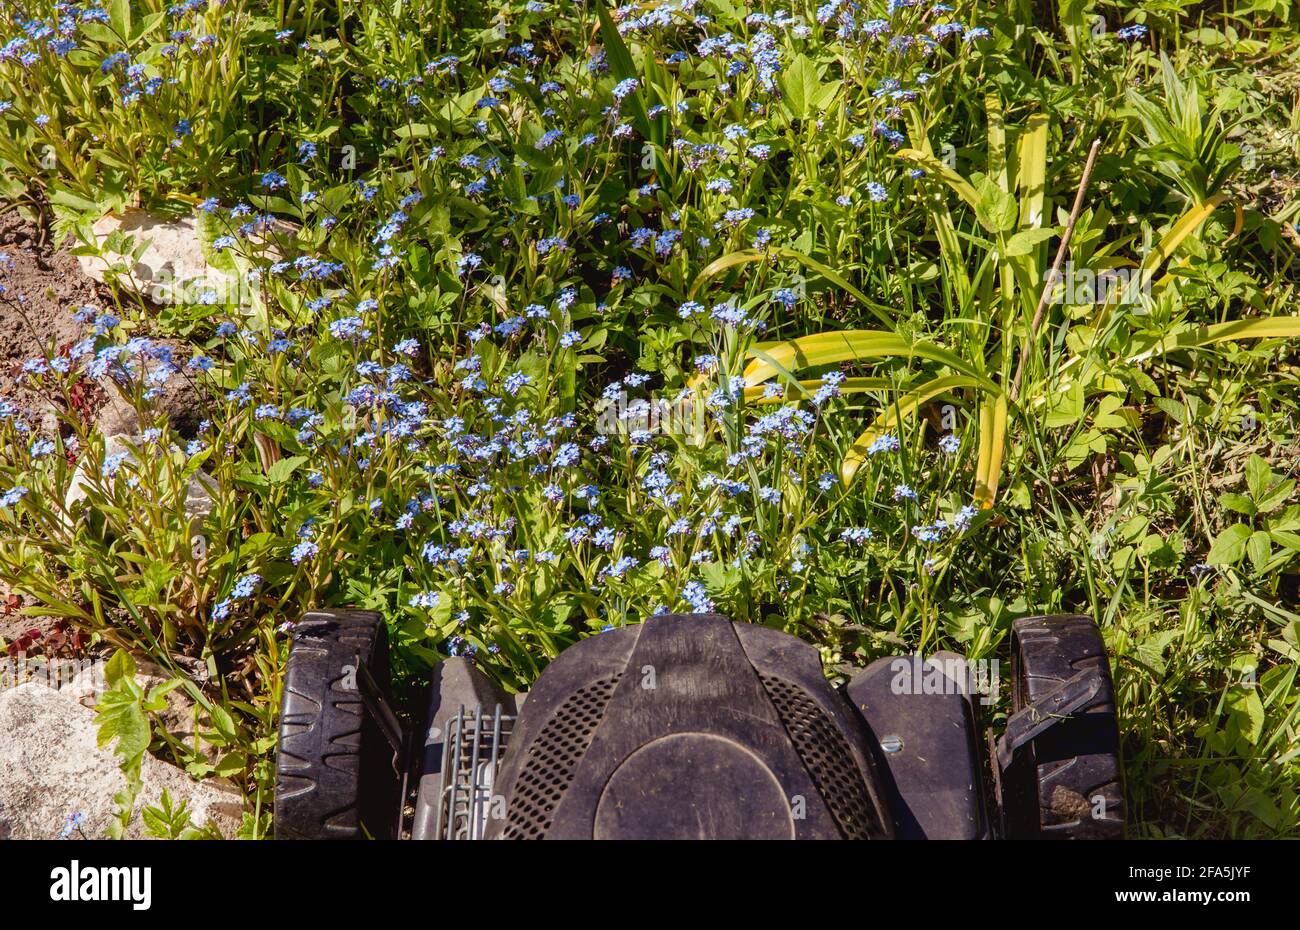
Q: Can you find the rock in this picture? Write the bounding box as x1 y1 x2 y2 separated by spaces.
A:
75 207 286 307
0 681 244 839
63 433 217 530
64 660 215 762
75 208 240 302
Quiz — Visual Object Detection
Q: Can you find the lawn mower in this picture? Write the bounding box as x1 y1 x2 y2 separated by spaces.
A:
273 610 1123 840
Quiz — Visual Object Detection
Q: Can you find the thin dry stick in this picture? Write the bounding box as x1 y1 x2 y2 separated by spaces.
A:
1009 137 1103 402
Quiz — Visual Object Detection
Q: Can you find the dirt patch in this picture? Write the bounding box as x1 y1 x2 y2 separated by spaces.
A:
0 218 112 653
0 216 109 433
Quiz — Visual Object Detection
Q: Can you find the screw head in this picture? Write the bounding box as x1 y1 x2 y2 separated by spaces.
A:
881 734 904 754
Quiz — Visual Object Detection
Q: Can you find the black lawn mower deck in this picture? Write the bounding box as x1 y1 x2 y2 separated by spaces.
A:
274 610 1123 840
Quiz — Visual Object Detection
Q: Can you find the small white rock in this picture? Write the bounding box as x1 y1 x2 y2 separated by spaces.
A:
62 433 217 531
0 681 243 839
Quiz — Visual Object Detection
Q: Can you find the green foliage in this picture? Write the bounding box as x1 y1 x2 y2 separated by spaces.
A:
0 0 1297 838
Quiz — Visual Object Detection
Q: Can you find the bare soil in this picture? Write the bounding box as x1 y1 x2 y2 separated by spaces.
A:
0 217 109 654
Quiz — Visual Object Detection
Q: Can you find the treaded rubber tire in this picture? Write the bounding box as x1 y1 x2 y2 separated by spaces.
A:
274 609 400 839
1005 614 1124 839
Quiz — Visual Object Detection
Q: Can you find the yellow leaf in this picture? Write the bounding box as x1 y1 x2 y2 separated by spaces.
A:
974 392 1008 507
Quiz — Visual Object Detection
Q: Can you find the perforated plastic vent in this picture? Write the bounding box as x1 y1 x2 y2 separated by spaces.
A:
501 673 622 839
760 674 879 839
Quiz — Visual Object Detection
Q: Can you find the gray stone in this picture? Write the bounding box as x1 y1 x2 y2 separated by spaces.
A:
75 208 239 300
63 433 217 531
95 337 206 440
0 680 243 839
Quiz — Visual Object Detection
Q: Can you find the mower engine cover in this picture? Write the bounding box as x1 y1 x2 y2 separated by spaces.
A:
483 613 894 840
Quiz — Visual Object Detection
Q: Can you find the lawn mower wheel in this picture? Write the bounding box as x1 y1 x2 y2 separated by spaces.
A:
274 609 404 840
1000 614 1124 839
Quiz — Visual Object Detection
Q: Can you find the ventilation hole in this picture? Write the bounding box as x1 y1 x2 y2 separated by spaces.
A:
502 674 622 839
760 674 880 840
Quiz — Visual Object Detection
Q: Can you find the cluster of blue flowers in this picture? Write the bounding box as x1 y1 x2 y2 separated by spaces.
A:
0 0 1001 672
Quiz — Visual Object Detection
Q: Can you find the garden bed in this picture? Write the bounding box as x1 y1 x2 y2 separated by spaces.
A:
0 1 1297 839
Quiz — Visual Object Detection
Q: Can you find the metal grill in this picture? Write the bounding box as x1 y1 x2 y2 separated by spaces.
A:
760 674 879 839
433 704 515 840
501 674 621 839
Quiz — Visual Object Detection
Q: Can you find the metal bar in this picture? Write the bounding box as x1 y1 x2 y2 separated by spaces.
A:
355 659 406 758
448 705 465 838
431 703 516 839
468 704 484 837
996 669 1102 771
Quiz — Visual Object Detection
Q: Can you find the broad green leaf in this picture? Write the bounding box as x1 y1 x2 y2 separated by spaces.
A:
780 54 821 120
96 690 150 763
974 174 1019 233
975 391 1009 506
595 2 653 142
742 330 991 388
266 455 308 485
895 148 981 212
904 108 970 308
1247 531 1272 574
104 648 137 688
1127 317 1300 364
207 703 239 743
1138 195 1228 285
1207 523 1252 565
1245 454 1273 502
1226 686 1265 745
1257 479 1295 514
1017 114 1049 229
108 0 131 43
1005 227 1058 257
1219 492 1257 517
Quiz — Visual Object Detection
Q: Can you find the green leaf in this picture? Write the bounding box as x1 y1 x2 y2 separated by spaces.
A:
265 455 307 485
973 174 1019 233
1225 686 1265 745
1207 523 1252 565
104 648 137 688
144 678 184 713
1128 316 1300 365
214 752 248 778
1133 628 1180 677
1245 454 1273 501
780 54 820 120
48 186 104 216
1004 227 1058 257
1017 114 1050 229
96 690 151 764
207 703 239 743
1219 492 1257 517
594 2 653 142
1058 0 1087 30
1270 530 1300 552
742 330 990 388
895 148 981 213
107 0 131 44
1256 478 1294 514
1247 530 1272 575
